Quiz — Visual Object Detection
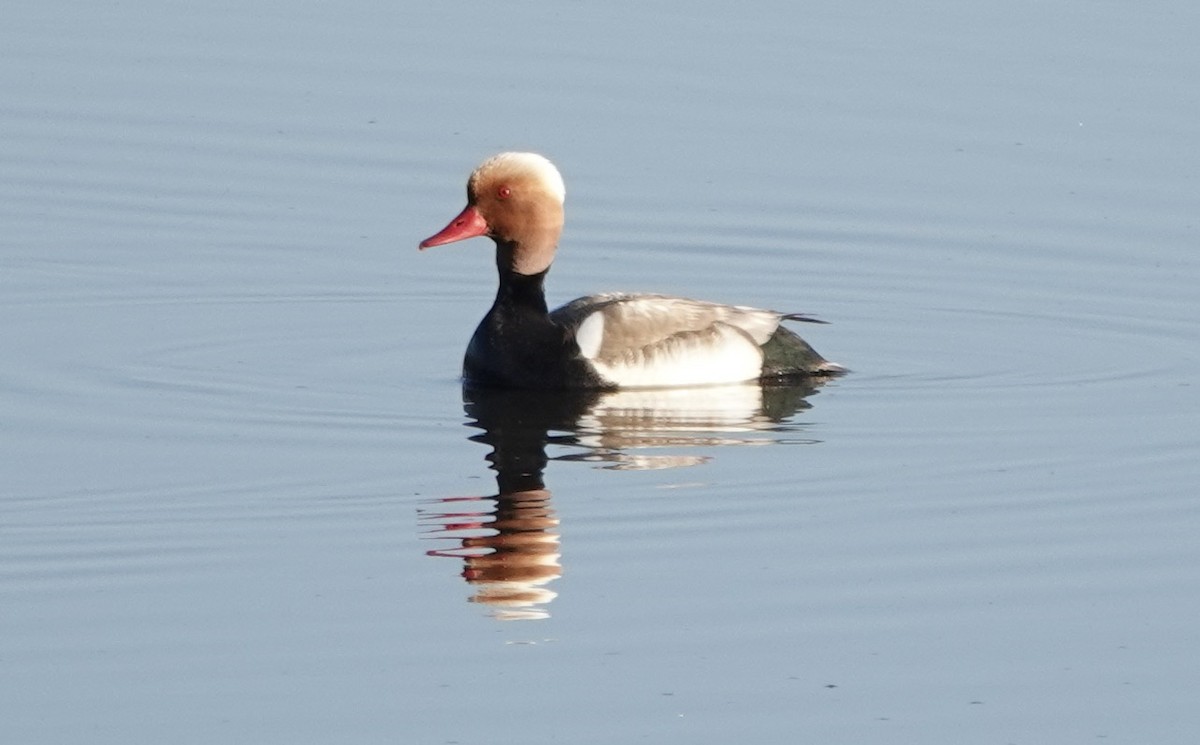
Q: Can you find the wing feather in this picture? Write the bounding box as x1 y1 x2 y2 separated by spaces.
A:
552 294 786 387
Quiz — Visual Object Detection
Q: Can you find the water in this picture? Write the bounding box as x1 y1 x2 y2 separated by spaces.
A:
3 1 1199 742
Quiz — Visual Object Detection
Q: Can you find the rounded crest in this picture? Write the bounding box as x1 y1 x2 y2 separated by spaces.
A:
469 152 565 204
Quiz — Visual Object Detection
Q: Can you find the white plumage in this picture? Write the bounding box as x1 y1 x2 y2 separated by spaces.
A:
556 293 787 388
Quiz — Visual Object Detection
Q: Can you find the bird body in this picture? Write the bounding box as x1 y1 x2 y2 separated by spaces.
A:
419 152 841 390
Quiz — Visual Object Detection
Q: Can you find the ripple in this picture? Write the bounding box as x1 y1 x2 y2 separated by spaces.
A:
851 301 1195 393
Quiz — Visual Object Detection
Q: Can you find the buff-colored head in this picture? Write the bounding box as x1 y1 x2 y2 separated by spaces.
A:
468 152 565 205
420 152 566 276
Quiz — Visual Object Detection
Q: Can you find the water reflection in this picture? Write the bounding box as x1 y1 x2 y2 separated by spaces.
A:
420 381 827 620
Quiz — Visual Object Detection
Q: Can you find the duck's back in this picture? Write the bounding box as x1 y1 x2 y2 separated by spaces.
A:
550 293 839 388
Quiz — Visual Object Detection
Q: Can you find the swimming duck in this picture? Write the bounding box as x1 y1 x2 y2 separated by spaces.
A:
419 152 842 390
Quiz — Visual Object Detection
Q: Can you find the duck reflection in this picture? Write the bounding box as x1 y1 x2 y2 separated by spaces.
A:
420 380 827 620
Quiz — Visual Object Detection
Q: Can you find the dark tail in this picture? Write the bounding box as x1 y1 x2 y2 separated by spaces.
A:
781 312 829 325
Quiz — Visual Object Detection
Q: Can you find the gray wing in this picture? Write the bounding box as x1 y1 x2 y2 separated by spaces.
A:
553 293 785 354
550 293 786 387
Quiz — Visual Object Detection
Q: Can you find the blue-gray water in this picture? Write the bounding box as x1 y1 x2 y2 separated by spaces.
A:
4 2 1199 743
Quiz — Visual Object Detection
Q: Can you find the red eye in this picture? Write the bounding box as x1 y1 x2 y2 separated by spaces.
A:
497 186 512 199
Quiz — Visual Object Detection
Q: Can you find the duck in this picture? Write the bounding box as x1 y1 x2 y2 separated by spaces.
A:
419 152 843 390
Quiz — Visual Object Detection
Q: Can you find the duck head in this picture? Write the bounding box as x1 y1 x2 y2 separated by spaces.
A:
420 152 566 276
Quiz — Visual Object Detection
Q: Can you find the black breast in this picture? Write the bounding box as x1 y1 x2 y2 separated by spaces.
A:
463 270 608 390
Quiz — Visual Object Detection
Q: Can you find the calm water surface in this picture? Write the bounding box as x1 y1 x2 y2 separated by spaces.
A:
3 2 1199 743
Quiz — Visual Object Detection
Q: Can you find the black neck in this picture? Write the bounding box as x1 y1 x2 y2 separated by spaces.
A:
495 265 550 316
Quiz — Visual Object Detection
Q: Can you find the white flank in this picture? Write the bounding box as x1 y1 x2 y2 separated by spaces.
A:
574 311 604 359
584 322 764 388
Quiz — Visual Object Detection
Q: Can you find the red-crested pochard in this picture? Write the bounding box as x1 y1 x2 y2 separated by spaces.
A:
419 152 843 390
